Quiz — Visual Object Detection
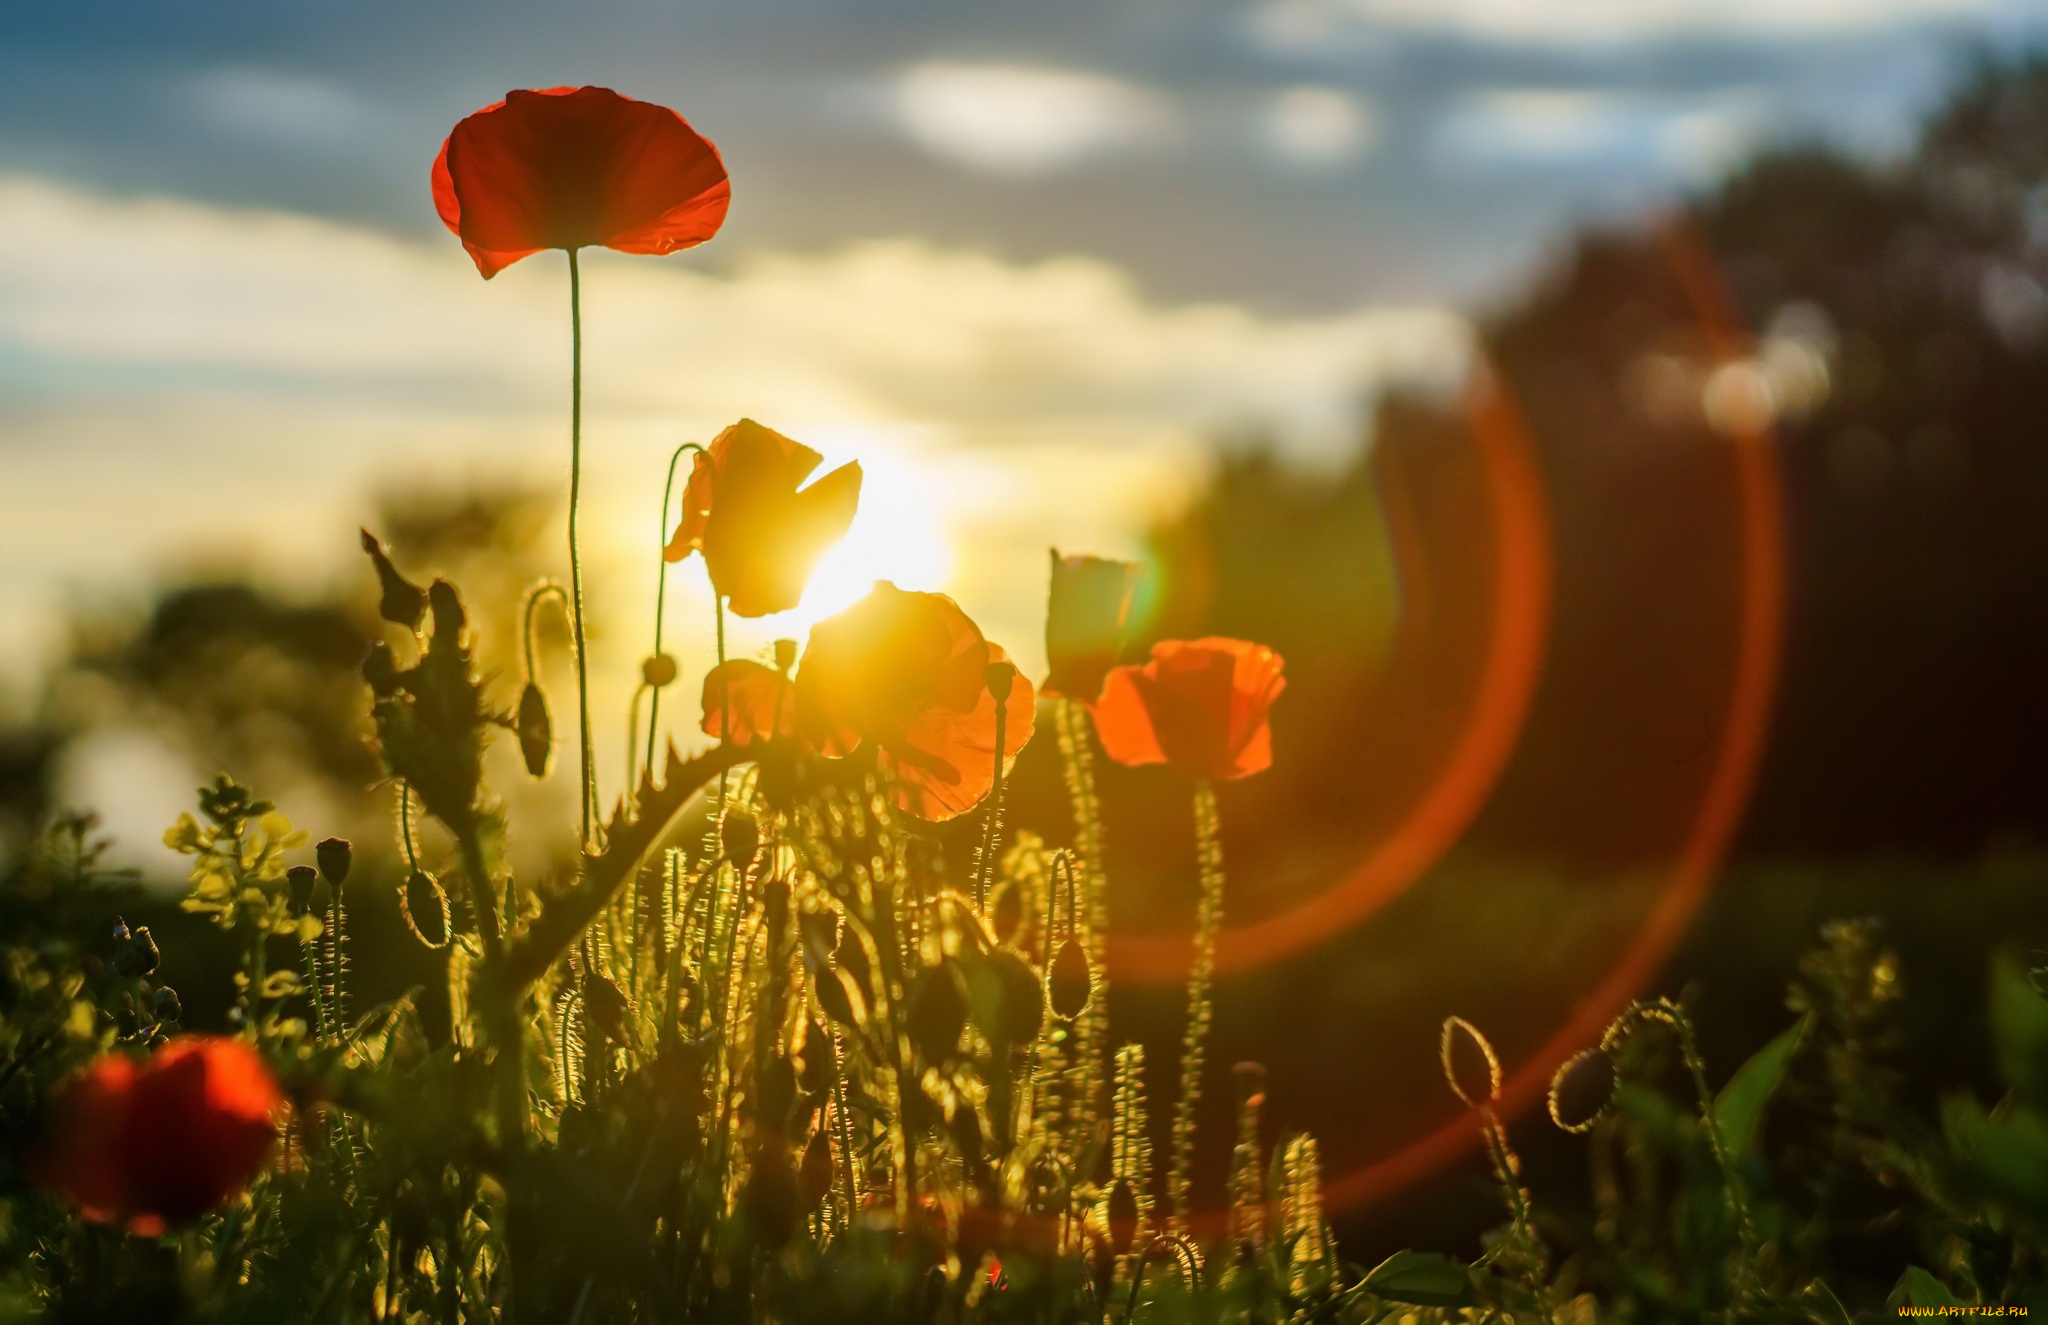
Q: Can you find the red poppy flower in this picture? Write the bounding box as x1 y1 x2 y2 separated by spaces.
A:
795 582 1035 820
663 419 863 618
701 659 798 747
41 1036 282 1235
1092 637 1286 781
432 86 730 279
1041 550 1144 701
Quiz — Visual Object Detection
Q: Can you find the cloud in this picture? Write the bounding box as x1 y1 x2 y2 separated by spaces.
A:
1252 0 1992 46
889 62 1174 174
1263 87 1381 167
1432 89 1764 178
0 175 1467 688
180 67 382 151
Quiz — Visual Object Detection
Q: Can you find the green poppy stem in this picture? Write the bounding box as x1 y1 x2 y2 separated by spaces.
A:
1167 775 1226 1236
567 247 597 850
646 441 705 777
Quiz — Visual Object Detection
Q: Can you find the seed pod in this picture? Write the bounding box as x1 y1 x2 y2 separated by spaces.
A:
721 810 761 869
360 529 425 630
641 653 678 688
286 865 318 916
984 658 1019 700
1440 1016 1501 1107
798 1127 833 1213
362 642 401 698
316 838 353 887
1547 1047 1616 1133
1049 938 1092 1020
907 961 969 1064
152 986 183 1024
989 948 1045 1045
517 682 552 778
427 579 465 640
773 639 798 673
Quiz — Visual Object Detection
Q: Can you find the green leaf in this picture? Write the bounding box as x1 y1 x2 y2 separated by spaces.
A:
1888 1266 1964 1311
1714 1012 1813 1161
1362 1250 1472 1307
1800 1279 1854 1325
1990 949 2048 1106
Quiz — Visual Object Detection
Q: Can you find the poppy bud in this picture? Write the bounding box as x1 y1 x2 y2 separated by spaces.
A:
1547 1048 1616 1133
798 1126 833 1212
1048 938 1092 1020
721 810 760 868
774 639 798 673
362 642 401 698
1440 1016 1501 1108
813 968 859 1028
990 882 1023 945
111 917 130 944
582 973 633 1047
641 653 678 688
152 987 182 1024
115 927 160 978
286 865 318 916
1106 1179 1141 1256
427 580 466 641
316 838 352 888
798 1019 836 1092
947 1102 986 1164
402 871 450 948
907 961 969 1064
517 682 552 778
361 529 426 630
1232 1060 1268 1109
984 658 1019 701
988 949 1045 1046
742 1155 798 1247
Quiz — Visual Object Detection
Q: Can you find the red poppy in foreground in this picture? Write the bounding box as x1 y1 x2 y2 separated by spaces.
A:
795 582 1035 820
41 1036 282 1235
1041 550 1144 701
701 659 798 747
1093 637 1286 781
433 86 730 279
664 419 863 618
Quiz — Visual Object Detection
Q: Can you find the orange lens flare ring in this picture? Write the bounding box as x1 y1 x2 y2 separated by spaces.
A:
1322 218 1788 1211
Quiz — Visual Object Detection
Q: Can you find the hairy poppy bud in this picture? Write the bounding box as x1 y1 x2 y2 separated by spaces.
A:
581 973 632 1047
402 871 451 949
1106 1179 1141 1256
798 1019 836 1092
986 949 1045 1046
115 927 160 978
427 580 466 641
361 529 425 630
990 882 1023 945
152 988 182 1024
1232 1060 1268 1109
1048 938 1092 1020
111 917 130 944
641 653 678 688
362 642 401 698
517 682 552 778
722 810 761 868
774 638 798 673
798 1127 833 1213
286 865 318 916
315 838 352 888
1440 1016 1501 1108
1547 1048 1616 1133
907 961 969 1065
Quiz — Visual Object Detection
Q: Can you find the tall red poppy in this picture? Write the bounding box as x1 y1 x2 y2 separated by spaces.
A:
1042 550 1144 701
41 1037 282 1235
664 419 863 618
432 86 730 279
701 659 798 747
1092 637 1286 781
795 582 1035 820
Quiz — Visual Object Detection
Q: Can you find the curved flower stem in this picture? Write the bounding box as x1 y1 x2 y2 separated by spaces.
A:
521 582 571 688
645 442 705 775
567 247 598 851
1167 776 1226 1236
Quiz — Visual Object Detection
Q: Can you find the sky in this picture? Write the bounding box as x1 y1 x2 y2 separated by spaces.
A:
2 0 2045 841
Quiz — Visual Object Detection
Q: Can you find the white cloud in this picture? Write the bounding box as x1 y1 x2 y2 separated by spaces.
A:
1432 89 1764 177
0 175 1467 690
1253 0 1991 46
1264 87 1381 167
182 67 381 150
890 62 1173 174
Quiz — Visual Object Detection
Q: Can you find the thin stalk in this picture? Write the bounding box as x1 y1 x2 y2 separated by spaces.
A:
1054 697 1110 1144
973 689 1010 912
1167 777 1226 1236
645 441 704 774
566 247 597 851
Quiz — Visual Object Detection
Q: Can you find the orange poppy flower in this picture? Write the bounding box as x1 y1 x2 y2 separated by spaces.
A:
1041 550 1144 701
701 659 798 747
1092 637 1286 781
663 419 863 618
41 1037 282 1235
432 86 730 279
795 582 1035 820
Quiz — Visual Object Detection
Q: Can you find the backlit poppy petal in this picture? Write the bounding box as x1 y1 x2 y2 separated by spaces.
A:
702 659 798 747
434 86 729 279
1043 551 1144 701
1091 637 1284 781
